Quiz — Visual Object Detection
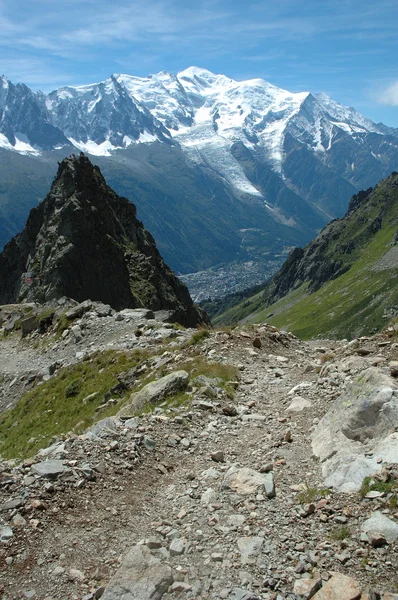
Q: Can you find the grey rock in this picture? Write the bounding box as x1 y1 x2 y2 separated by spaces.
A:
211 450 225 463
229 589 259 600
119 309 155 320
101 545 173 600
201 488 217 505
360 511 398 544
312 367 398 491
222 466 266 495
1 497 24 511
66 300 93 320
237 536 263 564
120 370 189 414
71 324 83 342
31 460 71 479
0 524 13 542
293 577 322 599
263 472 276 498
143 436 156 451
169 538 185 556
87 417 121 438
287 396 312 412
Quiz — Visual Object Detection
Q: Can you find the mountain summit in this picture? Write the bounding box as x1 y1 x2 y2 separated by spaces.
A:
0 154 207 327
1 68 398 293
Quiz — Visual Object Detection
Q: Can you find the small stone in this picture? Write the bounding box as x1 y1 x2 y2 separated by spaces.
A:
361 511 398 544
211 451 225 463
0 497 24 511
211 553 223 562
389 361 398 377
237 536 263 564
52 566 65 577
283 429 292 443
263 472 276 498
287 396 312 412
223 405 238 417
201 488 217 505
143 436 156 451
169 538 185 556
369 533 387 547
12 513 26 527
0 525 13 542
69 568 85 582
252 337 262 349
146 536 162 549
31 460 70 479
334 516 348 524
170 582 192 593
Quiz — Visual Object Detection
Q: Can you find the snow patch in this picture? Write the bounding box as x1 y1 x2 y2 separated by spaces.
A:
68 137 117 156
0 132 40 155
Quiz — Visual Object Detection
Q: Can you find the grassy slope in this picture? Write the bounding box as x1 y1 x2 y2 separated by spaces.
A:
0 339 237 460
214 175 398 339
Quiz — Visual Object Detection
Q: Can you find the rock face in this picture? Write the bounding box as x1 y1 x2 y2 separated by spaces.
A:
312 367 398 491
0 154 207 327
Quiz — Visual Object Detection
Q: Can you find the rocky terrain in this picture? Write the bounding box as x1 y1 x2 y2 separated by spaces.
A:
1 303 398 600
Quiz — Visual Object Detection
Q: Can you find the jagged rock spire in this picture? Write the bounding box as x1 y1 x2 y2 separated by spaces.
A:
0 154 207 327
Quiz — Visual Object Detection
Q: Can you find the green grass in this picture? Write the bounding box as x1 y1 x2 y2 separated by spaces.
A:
183 329 211 347
0 348 148 459
296 482 330 504
214 174 398 339
330 525 351 541
178 356 238 399
0 347 239 460
360 476 397 498
236 223 398 339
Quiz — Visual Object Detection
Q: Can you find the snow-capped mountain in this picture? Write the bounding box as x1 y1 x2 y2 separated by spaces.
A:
1 67 398 294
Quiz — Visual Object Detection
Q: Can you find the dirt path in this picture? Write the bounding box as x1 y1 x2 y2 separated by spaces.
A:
1 328 398 599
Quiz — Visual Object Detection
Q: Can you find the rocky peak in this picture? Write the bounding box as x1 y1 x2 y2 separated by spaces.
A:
0 154 207 327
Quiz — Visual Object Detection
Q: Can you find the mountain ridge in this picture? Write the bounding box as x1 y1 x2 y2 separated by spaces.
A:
1 67 398 296
212 171 398 338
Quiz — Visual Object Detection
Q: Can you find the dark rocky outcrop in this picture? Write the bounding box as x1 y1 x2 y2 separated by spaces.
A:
0 154 208 327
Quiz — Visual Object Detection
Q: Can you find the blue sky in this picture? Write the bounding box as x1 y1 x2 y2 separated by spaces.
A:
1 0 397 126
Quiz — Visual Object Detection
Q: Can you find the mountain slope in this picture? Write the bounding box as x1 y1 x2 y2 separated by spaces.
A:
214 172 398 338
0 154 207 327
1 67 398 295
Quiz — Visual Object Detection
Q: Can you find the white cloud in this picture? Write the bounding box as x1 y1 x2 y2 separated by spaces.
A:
377 82 398 106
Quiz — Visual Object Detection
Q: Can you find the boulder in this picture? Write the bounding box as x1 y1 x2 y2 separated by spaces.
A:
119 370 189 415
312 573 361 600
222 466 267 495
360 511 398 544
31 460 71 479
293 577 322 599
312 368 398 491
287 396 312 412
101 544 173 600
